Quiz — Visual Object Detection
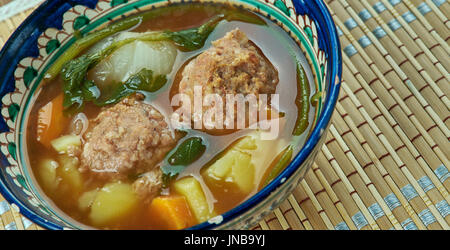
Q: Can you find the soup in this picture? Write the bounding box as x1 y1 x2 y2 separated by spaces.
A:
26 2 314 230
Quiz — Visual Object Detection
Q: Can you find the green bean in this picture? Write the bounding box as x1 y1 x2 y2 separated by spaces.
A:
292 65 311 136
263 146 294 187
168 137 206 166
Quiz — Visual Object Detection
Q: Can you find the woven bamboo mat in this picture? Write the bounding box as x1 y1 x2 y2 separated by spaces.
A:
0 0 449 230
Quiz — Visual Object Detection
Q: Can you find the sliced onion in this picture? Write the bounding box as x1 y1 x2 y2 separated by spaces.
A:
70 113 89 137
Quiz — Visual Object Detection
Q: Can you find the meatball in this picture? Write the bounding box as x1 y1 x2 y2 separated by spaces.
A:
178 28 279 103
80 95 176 180
132 168 163 203
177 29 279 132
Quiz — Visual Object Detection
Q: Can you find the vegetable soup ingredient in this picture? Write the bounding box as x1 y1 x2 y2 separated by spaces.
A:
204 132 290 195
47 14 150 80
168 137 206 166
78 189 99 212
38 159 60 193
93 68 168 106
262 146 293 187
205 146 255 194
166 14 225 51
173 177 215 223
147 195 196 230
37 94 68 147
57 155 83 195
293 65 310 136
50 135 81 154
161 165 185 188
235 136 257 150
89 38 177 88
89 182 139 226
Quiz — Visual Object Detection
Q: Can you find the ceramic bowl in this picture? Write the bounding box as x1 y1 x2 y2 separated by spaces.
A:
0 0 341 230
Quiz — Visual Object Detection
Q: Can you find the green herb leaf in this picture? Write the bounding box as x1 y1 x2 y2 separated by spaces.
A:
168 137 206 166
81 80 101 101
94 68 168 106
161 165 186 188
125 68 167 92
167 14 225 51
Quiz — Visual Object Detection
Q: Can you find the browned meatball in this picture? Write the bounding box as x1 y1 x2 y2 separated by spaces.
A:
177 29 279 133
80 96 176 181
132 168 163 203
178 28 278 104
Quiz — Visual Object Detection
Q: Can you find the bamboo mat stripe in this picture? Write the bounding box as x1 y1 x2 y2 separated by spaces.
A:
0 0 448 230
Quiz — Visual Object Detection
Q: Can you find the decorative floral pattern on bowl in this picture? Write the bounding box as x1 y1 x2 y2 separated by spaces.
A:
0 0 341 230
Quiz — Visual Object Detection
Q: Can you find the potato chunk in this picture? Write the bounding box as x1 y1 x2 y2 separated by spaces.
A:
229 151 254 193
173 177 215 223
204 132 289 194
235 136 257 150
58 155 83 195
205 149 254 194
78 189 99 212
38 159 60 192
51 135 81 154
89 182 139 226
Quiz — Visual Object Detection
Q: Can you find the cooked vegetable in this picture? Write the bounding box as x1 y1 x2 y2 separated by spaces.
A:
206 150 237 179
36 94 68 147
205 149 255 194
161 165 185 188
50 135 81 154
39 156 84 195
78 189 99 212
161 137 207 187
229 151 255 193
147 195 196 230
57 155 83 195
235 136 257 150
168 137 206 166
262 146 293 187
166 14 224 51
89 182 139 226
38 159 60 192
89 39 177 87
93 68 167 106
173 177 215 223
46 9 170 80
293 65 310 136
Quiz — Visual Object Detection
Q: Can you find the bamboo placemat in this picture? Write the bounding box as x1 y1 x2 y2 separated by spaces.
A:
0 0 448 230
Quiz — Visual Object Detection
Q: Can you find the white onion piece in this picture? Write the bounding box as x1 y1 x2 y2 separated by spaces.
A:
88 32 178 89
70 113 89 137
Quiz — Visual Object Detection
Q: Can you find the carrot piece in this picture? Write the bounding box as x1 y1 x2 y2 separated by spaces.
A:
36 94 68 147
147 195 197 230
